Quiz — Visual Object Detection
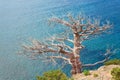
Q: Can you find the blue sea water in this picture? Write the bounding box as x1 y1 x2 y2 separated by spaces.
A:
0 0 120 80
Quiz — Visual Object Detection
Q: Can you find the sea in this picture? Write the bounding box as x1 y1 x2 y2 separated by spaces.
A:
0 0 120 80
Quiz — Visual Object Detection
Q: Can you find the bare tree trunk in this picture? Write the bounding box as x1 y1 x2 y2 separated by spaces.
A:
70 56 82 74
71 33 82 74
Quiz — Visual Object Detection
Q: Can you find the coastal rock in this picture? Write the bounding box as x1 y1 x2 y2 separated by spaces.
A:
73 65 120 80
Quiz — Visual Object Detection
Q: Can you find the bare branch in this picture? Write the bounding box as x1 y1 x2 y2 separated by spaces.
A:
47 56 72 64
78 19 111 37
63 43 73 51
50 43 72 54
82 48 113 67
82 58 108 67
50 17 73 27
22 39 72 58
46 36 73 51
48 37 73 43
22 43 58 54
66 38 74 43
67 13 76 24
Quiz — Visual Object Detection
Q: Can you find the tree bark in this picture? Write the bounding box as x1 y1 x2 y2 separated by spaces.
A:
70 56 82 74
70 33 82 74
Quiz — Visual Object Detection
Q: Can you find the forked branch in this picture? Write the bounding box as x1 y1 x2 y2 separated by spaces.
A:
22 39 73 58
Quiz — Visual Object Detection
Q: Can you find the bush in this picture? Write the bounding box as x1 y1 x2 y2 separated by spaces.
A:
83 70 91 76
93 74 98 77
104 59 120 65
36 70 73 80
111 67 120 80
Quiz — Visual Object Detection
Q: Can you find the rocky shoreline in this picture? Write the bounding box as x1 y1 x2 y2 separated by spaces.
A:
73 65 120 80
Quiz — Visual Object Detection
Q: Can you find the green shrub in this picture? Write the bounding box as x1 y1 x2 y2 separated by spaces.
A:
93 74 98 77
104 59 120 65
36 70 73 80
36 76 47 80
83 70 91 76
111 67 120 80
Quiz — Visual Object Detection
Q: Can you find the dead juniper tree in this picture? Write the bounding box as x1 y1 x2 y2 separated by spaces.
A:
22 14 112 75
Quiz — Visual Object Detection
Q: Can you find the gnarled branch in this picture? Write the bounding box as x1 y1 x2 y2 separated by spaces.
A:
22 39 72 58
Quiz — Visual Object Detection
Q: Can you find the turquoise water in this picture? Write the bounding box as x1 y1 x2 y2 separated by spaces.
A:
0 0 120 80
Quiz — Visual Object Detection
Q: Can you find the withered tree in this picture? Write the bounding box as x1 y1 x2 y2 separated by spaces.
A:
22 14 112 75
